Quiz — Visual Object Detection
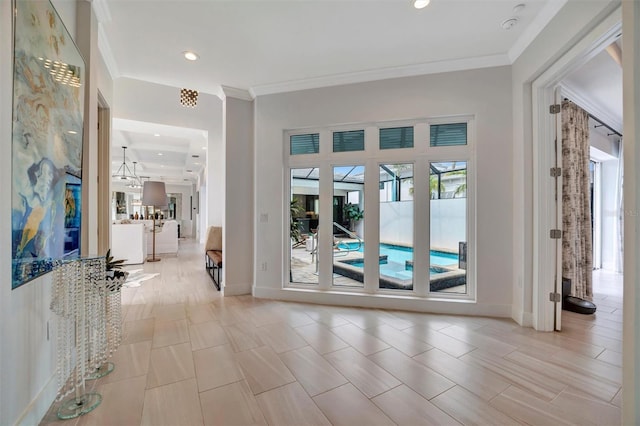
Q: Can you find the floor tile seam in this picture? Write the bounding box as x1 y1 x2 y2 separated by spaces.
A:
144 375 197 392
544 357 623 386
486 385 571 426
195 377 245 395
437 328 519 356
504 352 621 394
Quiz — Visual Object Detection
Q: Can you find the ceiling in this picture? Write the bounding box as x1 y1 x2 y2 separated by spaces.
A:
103 0 568 187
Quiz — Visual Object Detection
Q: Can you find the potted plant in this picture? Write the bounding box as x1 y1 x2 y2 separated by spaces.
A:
290 199 305 245
343 202 364 232
105 249 128 292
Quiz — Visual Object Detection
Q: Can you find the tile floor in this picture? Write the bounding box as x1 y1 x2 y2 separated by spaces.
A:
41 240 623 425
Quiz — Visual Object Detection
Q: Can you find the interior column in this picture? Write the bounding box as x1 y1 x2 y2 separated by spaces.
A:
222 87 254 296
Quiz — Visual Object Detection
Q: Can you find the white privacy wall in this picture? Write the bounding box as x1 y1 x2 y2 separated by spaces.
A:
430 199 467 252
379 202 413 246
254 66 513 315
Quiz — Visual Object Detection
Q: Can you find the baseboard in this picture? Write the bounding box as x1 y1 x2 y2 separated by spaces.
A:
15 374 57 426
511 308 534 327
253 286 512 318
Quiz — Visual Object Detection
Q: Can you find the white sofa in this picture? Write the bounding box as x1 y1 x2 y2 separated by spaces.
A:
112 223 147 264
146 220 179 255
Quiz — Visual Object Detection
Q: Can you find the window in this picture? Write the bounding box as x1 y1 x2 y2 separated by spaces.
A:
333 130 365 152
286 118 473 301
380 126 414 150
290 133 319 155
333 165 365 288
379 163 413 291
430 161 467 294
430 123 467 147
290 168 319 285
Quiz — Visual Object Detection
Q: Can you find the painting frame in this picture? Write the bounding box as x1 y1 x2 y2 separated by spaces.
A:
11 0 86 289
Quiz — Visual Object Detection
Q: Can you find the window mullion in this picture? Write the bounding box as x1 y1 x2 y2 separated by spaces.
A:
414 157 430 297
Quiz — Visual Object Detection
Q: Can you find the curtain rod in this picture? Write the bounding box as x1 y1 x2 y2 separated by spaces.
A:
563 98 623 138
588 113 622 138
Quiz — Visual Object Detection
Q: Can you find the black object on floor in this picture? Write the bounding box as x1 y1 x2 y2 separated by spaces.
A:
562 278 597 315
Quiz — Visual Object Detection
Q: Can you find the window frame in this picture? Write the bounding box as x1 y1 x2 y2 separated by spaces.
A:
284 116 476 302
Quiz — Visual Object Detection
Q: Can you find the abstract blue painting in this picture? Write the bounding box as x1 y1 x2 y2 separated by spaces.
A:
11 0 85 289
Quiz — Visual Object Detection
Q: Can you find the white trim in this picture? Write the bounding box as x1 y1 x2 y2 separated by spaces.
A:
220 85 254 101
560 82 623 134
508 0 569 63
511 307 534 327
251 54 510 97
254 286 511 318
98 24 119 79
531 8 621 331
91 0 112 23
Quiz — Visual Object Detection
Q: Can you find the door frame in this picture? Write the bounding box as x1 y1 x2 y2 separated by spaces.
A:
532 10 621 331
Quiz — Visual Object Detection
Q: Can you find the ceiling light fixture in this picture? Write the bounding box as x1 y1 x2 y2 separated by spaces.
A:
154 133 160 137
158 152 164 156
112 146 136 181
180 88 199 108
500 18 518 30
128 161 143 188
183 51 199 61
413 0 430 9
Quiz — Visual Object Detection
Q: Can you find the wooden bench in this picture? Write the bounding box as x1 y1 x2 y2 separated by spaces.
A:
205 226 223 290
205 250 222 290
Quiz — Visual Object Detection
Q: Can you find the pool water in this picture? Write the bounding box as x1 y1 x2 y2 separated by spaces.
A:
343 242 458 266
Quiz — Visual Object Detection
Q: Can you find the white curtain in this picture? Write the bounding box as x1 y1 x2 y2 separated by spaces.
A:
561 100 593 300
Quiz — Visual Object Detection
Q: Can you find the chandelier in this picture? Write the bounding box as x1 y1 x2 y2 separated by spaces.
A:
128 162 143 188
112 146 142 187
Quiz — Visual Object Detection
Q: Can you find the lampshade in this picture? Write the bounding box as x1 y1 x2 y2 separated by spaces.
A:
141 181 167 207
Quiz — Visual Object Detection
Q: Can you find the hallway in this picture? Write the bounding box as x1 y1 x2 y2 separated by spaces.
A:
41 240 621 425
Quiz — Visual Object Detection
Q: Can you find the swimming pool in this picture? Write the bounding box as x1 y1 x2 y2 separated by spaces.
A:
340 242 458 267
333 242 465 290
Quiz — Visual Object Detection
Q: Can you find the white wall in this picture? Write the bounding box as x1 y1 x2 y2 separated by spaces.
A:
112 77 224 243
1 2 112 424
511 0 619 326
254 66 513 316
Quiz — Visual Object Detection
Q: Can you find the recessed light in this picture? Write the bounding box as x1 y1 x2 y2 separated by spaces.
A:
154 133 160 137
194 162 200 165
158 152 163 156
202 147 207 150
192 154 200 158
413 0 430 9
186 170 193 173
512 4 525 14
500 18 518 30
183 51 199 61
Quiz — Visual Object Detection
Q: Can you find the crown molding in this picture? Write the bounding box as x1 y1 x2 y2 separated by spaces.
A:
91 0 112 23
98 24 120 79
219 85 254 101
508 0 568 63
250 54 510 97
560 82 623 135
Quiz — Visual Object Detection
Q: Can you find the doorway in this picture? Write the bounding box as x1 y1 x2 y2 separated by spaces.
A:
532 10 622 331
